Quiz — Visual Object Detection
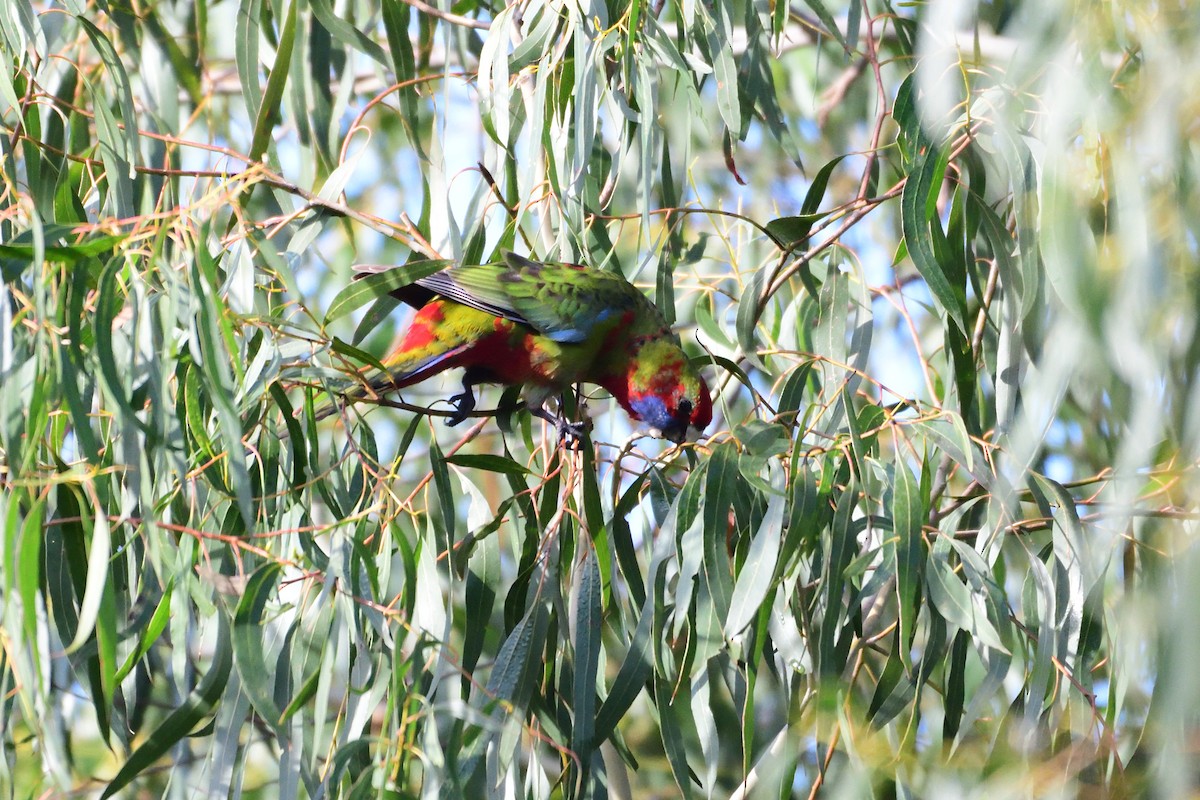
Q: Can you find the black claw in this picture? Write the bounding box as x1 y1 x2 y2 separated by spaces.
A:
557 419 587 450
447 388 475 426
530 406 589 449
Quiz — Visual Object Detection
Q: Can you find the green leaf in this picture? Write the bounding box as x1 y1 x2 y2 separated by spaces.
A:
816 480 857 676
571 546 602 755
443 453 533 477
462 523 500 682
308 0 389 66
192 243 254 528
381 0 423 153
114 579 175 685
701 444 738 620
76 16 139 169
802 0 850 54
235 0 264 122
901 146 968 333
709 0 741 137
247 0 297 165
764 213 825 250
942 629 970 741
102 615 233 799
735 268 766 369
892 458 925 663
92 257 142 429
324 259 452 323
0 234 124 263
329 336 389 375
429 440 455 545
724 467 785 638
592 597 653 745
64 494 112 655
17 496 45 669
232 563 284 732
765 155 848 249
655 671 697 799
926 538 1006 652
867 638 915 726
486 596 550 709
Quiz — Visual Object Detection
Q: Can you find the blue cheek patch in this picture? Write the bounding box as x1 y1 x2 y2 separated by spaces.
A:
629 395 672 429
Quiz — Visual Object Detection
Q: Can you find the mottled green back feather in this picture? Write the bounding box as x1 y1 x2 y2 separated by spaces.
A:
414 252 670 343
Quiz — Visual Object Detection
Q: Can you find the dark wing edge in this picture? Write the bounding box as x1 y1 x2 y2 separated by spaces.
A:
414 267 534 329
355 254 663 343
351 263 436 308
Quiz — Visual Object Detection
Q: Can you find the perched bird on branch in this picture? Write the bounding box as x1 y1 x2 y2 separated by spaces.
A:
344 252 713 444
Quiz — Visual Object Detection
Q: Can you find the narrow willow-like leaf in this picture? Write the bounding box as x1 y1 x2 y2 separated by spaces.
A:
101 615 233 799
308 0 388 66
926 537 1006 651
592 594 653 744
247 0 297 165
691 666 719 794
1034 472 1092 615
655 672 697 800
325 259 452 323
76 17 138 170
901 146 968 334
892 458 925 664
234 0 263 139
1022 545 1057 718
64 493 111 656
381 0 421 138
802 0 850 54
765 155 848 249
867 638 915 726
709 0 741 137
764 213 826 251
429 440 455 545
701 443 738 621
0 234 124 262
725 469 785 638
942 629 970 741
487 596 550 706
462 522 500 682
93 257 141 428
113 579 174 685
735 266 767 372
232 562 284 733
816 481 857 677
140 5 203 105
571 546 602 756
444 453 533 477
16 495 44 675
191 246 254 527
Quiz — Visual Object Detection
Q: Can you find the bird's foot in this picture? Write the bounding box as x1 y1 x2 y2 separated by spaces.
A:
557 419 588 450
531 406 588 449
446 388 476 426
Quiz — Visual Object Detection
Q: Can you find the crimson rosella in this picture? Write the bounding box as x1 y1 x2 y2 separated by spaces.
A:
347 252 713 443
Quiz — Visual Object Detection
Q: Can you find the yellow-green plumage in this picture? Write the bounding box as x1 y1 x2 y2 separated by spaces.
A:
347 253 714 442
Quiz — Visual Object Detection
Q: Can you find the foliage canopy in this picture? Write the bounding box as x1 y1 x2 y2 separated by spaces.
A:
1 0 1199 796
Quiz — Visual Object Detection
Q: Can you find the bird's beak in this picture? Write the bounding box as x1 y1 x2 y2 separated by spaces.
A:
652 425 688 444
645 424 690 445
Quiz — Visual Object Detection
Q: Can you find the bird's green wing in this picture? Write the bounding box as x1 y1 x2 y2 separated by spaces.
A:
416 252 668 343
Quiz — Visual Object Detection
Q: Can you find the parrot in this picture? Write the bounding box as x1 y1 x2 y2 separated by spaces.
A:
342 252 713 444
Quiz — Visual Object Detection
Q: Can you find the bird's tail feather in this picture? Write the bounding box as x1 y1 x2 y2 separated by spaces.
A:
305 344 473 425
307 367 408 424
